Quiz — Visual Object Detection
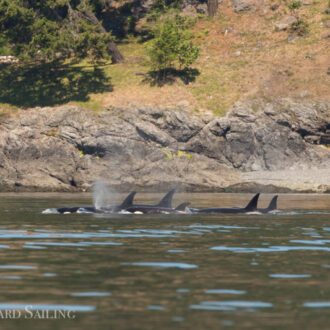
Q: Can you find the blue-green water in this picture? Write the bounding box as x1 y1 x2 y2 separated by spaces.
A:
0 193 329 329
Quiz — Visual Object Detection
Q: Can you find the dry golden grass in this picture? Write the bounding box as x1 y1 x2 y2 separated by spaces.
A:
78 0 330 114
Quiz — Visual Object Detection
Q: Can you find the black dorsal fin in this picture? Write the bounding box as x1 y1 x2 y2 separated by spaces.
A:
245 193 260 211
267 195 278 211
175 202 190 211
120 191 136 209
157 189 176 208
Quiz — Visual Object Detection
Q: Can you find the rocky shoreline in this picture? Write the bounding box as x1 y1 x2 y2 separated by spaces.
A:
0 98 329 193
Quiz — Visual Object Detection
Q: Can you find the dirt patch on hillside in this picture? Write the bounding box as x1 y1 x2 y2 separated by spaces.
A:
99 0 329 114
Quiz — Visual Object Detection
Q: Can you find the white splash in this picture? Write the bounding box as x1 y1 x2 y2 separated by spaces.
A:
42 208 59 214
92 179 116 210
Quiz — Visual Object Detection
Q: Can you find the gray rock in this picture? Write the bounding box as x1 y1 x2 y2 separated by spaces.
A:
181 5 197 17
228 102 257 122
135 122 175 146
304 135 320 144
231 0 256 12
275 16 297 31
196 4 208 14
0 98 329 192
161 110 204 142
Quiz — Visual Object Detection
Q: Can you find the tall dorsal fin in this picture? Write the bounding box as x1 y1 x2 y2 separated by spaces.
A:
175 202 190 211
245 193 260 211
157 189 175 208
120 191 136 209
267 195 278 211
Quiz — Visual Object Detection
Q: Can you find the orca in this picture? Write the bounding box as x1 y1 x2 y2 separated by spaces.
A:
56 206 90 214
54 192 136 214
256 195 278 214
97 191 137 213
193 193 260 214
51 189 176 214
128 188 176 209
99 189 177 213
124 202 191 215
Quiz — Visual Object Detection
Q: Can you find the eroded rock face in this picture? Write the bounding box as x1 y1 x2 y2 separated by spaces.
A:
0 98 329 192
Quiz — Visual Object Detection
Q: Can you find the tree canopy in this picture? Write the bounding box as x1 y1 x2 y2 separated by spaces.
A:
0 0 123 62
148 14 200 72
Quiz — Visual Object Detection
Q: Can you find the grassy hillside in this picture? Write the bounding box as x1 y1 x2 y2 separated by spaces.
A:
1 0 329 115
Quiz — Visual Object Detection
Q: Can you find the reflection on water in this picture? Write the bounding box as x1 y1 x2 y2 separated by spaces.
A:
71 292 111 297
190 300 274 311
0 193 329 329
0 304 95 312
210 245 330 252
303 302 330 308
205 289 246 295
148 305 165 311
0 265 37 270
126 262 198 269
269 274 312 279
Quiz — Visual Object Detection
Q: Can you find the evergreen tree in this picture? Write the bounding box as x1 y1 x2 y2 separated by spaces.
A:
0 0 123 63
148 14 199 74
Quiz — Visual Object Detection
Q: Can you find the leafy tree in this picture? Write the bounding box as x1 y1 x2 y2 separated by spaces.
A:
148 14 199 75
0 0 123 63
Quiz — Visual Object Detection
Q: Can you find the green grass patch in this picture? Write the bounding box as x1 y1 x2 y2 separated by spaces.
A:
0 61 113 108
0 103 19 111
0 103 19 121
73 98 104 114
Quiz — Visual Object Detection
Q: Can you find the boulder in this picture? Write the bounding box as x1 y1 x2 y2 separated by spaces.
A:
275 16 297 31
231 0 256 13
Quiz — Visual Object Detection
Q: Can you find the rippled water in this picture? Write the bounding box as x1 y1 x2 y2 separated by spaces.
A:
0 193 329 329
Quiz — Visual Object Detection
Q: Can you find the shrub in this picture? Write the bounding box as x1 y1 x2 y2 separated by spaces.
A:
148 0 180 22
0 36 11 56
288 1 302 10
148 15 200 73
289 19 309 36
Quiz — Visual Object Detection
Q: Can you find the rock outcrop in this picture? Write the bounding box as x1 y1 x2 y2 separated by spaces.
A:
231 0 256 12
0 98 329 192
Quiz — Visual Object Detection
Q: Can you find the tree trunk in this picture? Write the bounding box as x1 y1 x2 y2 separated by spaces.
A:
81 9 124 63
107 42 124 63
208 0 218 17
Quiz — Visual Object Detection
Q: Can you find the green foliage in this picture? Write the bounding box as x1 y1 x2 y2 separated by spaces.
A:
289 19 309 36
152 0 180 12
0 0 113 62
177 42 200 69
147 15 200 74
287 1 302 10
75 21 112 60
148 0 180 21
0 35 11 55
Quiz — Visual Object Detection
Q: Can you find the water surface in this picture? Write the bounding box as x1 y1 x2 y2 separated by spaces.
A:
0 193 329 329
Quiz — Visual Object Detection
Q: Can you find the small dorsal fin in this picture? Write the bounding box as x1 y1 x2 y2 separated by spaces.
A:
245 193 260 211
157 189 175 208
175 202 190 211
120 191 136 209
267 195 278 211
